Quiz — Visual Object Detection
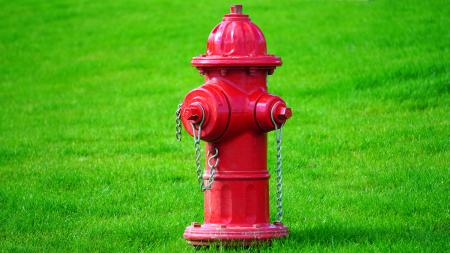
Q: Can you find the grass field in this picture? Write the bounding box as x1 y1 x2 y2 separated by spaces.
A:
1 0 449 252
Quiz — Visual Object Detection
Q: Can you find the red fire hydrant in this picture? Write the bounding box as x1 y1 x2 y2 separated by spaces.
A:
176 4 292 246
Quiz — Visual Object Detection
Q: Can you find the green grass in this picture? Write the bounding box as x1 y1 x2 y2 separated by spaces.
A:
0 0 449 252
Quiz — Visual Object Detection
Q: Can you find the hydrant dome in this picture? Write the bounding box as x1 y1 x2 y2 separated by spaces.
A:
206 20 266 57
192 5 282 67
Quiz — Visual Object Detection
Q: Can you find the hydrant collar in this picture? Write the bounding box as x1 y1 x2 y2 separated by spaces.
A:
191 55 282 68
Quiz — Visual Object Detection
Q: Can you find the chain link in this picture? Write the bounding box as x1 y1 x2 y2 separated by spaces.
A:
175 104 182 141
192 129 204 190
271 102 285 222
176 103 218 191
190 105 218 191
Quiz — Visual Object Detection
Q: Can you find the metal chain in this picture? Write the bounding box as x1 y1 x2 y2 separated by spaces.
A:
176 103 218 191
189 104 218 191
192 126 204 190
175 104 182 141
271 102 285 222
205 146 219 190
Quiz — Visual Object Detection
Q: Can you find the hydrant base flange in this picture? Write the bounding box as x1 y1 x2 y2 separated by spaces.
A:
183 223 288 246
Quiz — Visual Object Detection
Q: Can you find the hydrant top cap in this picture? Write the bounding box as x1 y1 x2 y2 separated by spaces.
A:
191 4 281 68
229 4 243 14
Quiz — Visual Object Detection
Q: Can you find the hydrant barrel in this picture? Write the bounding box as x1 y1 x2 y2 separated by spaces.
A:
181 4 292 246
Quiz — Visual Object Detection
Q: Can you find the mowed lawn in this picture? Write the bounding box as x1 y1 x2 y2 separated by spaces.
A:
0 0 448 252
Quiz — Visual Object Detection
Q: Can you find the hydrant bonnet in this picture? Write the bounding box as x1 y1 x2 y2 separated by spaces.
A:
191 5 282 68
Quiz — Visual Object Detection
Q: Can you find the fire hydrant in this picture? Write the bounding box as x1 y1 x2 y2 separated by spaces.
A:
175 4 292 246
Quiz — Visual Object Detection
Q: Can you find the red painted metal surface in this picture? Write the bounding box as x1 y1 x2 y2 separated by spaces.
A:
180 4 292 246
